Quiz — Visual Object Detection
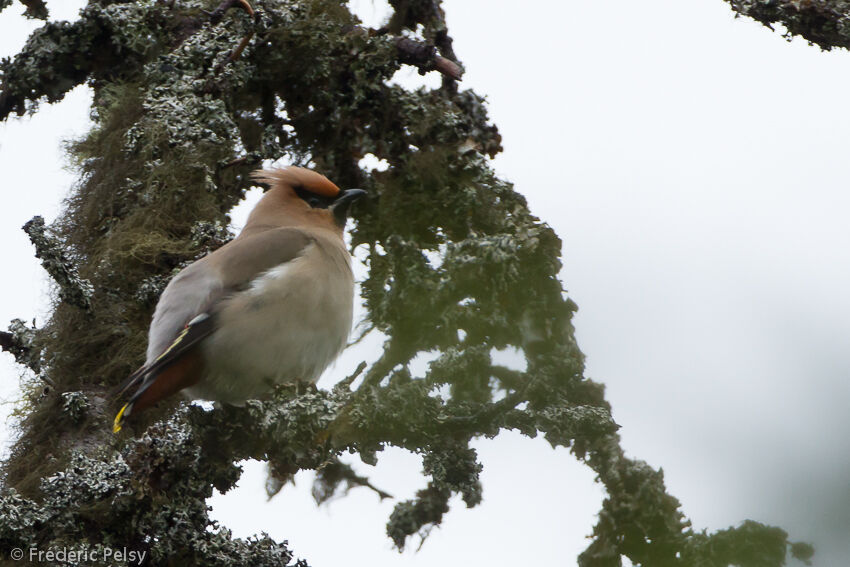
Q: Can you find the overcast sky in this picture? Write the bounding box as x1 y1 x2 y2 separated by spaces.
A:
1 1 848 565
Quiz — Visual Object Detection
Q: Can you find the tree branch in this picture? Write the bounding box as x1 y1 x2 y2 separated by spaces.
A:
383 0 462 88
726 0 850 50
0 319 40 373
0 1 256 121
207 0 254 25
22 216 93 310
312 460 393 504
394 36 463 80
19 0 47 19
0 16 105 120
0 318 55 387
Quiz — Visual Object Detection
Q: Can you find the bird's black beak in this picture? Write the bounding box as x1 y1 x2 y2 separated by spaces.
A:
331 188 366 226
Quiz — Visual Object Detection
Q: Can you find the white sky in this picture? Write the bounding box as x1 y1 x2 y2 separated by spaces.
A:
2 0 848 565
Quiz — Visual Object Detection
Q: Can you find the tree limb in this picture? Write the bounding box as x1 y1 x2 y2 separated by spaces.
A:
0 1 256 121
0 319 55 387
22 216 93 310
394 36 463 80
312 460 393 504
0 17 97 119
726 0 850 50
0 319 40 374
207 0 254 25
19 0 47 19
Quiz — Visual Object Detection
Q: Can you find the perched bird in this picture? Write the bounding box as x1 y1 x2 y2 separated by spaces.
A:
113 167 365 433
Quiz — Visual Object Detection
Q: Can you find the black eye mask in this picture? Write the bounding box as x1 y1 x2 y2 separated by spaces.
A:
294 186 335 209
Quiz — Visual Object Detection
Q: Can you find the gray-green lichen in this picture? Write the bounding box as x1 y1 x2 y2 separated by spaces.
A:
60 391 90 423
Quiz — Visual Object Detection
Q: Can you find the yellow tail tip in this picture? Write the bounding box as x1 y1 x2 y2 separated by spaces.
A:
113 404 129 433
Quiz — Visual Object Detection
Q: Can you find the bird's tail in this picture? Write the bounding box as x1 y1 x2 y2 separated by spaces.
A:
112 313 213 433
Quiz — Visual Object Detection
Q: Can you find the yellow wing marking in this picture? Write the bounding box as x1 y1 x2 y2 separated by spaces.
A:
154 325 191 362
113 403 129 433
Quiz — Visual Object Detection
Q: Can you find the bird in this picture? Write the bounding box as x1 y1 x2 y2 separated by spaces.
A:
113 167 365 433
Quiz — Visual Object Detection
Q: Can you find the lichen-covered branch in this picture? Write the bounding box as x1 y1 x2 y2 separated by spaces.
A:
208 0 254 24
0 16 102 119
0 318 42 376
726 0 850 50
312 460 393 503
19 0 47 19
394 36 463 80
0 382 614 564
0 411 306 567
22 216 93 310
0 0 255 121
386 0 459 90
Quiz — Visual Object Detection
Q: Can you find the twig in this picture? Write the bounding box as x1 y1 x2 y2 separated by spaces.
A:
179 0 255 66
428 1 461 92
356 349 404 390
432 56 463 81
313 460 393 504
394 37 463 81
22 216 93 310
222 156 249 169
347 323 374 347
440 373 536 428
213 29 255 74
207 0 254 25
725 0 850 51
228 31 253 61
210 0 256 74
334 361 368 392
18 0 48 20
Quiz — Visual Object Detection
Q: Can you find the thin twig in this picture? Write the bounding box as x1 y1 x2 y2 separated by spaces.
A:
210 0 256 74
207 0 254 25
394 36 463 81
347 322 374 347
18 0 48 19
181 0 255 67
335 361 368 392
432 55 463 81
213 30 255 74
313 460 393 503
222 156 249 168
228 30 254 61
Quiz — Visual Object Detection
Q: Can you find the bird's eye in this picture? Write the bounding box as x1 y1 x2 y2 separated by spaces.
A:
309 197 321 207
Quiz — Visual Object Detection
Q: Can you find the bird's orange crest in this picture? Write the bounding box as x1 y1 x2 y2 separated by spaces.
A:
251 167 341 198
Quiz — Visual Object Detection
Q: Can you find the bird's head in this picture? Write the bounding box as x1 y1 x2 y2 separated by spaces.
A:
293 184 367 229
247 167 366 233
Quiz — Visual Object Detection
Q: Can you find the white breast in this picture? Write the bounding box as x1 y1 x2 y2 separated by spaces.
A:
186 242 354 403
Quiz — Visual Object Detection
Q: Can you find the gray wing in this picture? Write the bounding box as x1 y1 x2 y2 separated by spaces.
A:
145 227 314 364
